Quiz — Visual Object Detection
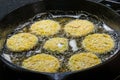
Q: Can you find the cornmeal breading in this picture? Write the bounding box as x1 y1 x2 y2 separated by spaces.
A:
43 37 68 53
6 33 38 52
22 54 60 73
30 20 61 36
64 19 95 37
68 52 101 71
82 33 115 54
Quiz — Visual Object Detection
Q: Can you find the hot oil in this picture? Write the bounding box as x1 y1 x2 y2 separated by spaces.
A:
2 11 120 72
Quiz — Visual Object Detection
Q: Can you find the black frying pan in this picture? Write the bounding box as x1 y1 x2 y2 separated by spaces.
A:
0 0 120 80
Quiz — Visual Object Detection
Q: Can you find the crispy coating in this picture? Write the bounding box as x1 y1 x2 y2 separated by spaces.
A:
6 33 38 52
30 20 61 36
82 33 115 54
22 54 60 73
64 19 94 37
43 37 68 53
68 52 101 71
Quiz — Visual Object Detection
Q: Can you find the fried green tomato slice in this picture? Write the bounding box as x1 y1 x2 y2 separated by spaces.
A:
6 33 38 52
30 20 61 36
68 52 101 71
82 33 115 54
64 19 95 37
22 54 60 73
43 37 68 53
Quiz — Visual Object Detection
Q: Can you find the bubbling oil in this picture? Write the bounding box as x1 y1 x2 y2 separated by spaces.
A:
2 10 120 72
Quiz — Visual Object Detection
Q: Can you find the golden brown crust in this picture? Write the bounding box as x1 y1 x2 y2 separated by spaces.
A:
6 33 38 52
22 54 60 73
68 52 101 71
43 37 68 53
82 33 115 54
64 19 95 37
30 20 61 36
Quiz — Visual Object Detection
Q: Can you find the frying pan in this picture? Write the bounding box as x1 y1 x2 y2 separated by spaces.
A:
0 0 120 80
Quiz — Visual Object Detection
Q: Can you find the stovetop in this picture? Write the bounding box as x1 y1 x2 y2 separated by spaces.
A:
0 0 120 80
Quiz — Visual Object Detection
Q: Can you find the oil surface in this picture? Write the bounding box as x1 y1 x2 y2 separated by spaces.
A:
2 11 120 72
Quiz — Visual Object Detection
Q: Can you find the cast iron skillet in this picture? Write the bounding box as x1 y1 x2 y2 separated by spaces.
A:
0 0 120 80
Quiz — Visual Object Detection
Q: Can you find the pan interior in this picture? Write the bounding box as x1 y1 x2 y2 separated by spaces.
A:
1 10 120 72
